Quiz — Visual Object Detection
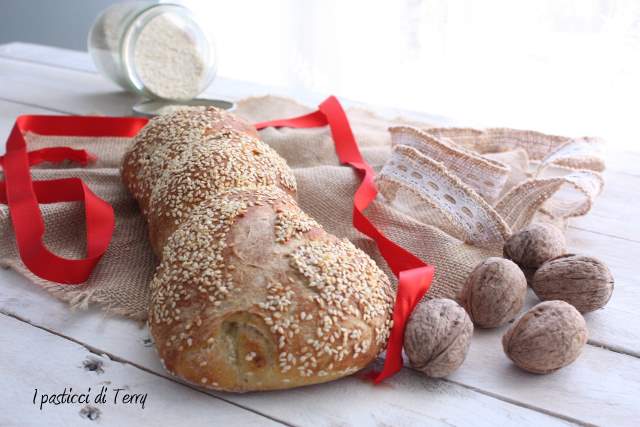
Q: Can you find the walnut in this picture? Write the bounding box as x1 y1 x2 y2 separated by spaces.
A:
503 223 566 269
502 300 588 374
404 298 473 378
532 254 614 313
461 257 527 328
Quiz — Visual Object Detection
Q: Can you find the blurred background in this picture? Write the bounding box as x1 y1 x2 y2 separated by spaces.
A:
1 0 639 147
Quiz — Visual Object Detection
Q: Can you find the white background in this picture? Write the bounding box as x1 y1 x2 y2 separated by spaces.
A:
182 0 640 150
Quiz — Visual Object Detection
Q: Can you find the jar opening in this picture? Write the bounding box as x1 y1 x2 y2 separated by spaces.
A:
121 4 216 101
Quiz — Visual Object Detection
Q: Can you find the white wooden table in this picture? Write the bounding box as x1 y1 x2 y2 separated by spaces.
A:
1 42 639 427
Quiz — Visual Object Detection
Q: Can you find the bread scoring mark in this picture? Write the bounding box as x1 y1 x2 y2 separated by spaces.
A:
150 188 284 333
222 312 274 383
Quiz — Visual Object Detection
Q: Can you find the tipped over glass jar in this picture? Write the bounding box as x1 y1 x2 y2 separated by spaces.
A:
88 1 217 101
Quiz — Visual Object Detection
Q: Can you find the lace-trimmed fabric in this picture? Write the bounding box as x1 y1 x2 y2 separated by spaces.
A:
389 126 510 203
377 145 510 250
383 126 605 235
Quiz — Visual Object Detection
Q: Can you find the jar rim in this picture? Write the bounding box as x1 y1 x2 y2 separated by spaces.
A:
120 3 217 101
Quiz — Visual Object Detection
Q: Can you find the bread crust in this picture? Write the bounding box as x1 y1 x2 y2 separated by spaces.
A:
122 108 394 392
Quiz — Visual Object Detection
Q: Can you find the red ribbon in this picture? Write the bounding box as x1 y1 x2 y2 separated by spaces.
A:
256 96 434 383
3 97 432 382
0 115 148 284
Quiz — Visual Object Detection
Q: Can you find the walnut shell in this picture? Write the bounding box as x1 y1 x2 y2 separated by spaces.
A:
461 257 527 328
502 300 588 374
404 298 473 378
503 223 566 269
532 254 614 313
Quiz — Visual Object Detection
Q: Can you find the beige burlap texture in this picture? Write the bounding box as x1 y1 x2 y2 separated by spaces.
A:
0 96 605 320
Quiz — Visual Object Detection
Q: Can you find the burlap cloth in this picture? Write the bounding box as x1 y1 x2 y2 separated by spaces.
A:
0 96 605 320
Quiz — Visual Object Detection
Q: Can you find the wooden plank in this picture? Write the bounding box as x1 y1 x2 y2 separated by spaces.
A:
449 327 640 427
602 149 640 177
569 169 640 242
0 57 137 116
0 52 319 117
0 314 281 427
0 54 324 117
0 42 96 73
564 227 640 356
0 269 575 427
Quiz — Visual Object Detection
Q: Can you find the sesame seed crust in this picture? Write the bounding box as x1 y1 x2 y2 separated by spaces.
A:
123 107 394 392
146 130 295 253
122 106 264 216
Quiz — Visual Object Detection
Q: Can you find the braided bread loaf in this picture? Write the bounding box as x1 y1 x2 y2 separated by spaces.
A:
122 107 394 392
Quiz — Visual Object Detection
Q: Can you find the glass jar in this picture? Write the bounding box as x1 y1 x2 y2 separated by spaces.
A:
88 1 216 101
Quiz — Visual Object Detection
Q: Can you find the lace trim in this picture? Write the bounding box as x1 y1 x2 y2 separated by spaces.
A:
376 145 510 249
378 126 605 242
389 126 510 203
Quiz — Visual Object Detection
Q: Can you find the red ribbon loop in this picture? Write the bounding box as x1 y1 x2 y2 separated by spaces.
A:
1 115 148 284
256 96 434 383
